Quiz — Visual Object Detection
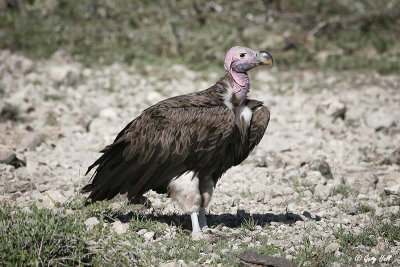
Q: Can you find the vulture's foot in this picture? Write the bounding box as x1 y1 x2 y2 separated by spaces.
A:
201 226 213 234
191 230 205 240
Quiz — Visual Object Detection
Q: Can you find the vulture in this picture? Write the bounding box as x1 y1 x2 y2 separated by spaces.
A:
82 46 273 238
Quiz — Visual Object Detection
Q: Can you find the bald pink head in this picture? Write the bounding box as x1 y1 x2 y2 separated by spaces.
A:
224 46 273 73
224 46 273 99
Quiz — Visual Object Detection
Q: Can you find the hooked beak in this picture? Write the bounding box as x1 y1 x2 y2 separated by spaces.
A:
256 51 273 67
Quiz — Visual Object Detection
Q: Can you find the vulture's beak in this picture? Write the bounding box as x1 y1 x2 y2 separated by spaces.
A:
256 51 273 67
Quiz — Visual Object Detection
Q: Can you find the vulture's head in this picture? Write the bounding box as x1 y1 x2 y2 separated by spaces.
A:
224 46 273 74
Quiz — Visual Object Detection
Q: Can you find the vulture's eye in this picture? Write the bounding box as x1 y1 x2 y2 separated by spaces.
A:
239 53 246 58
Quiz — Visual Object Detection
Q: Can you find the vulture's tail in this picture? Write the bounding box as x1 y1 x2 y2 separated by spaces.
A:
81 141 138 204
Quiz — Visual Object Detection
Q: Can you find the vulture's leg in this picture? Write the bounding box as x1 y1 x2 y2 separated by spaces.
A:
168 172 203 238
199 177 214 233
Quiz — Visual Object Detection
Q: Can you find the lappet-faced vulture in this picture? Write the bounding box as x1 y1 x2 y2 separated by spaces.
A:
82 46 273 238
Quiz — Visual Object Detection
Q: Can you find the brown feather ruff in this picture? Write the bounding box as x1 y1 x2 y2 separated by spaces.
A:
82 74 269 202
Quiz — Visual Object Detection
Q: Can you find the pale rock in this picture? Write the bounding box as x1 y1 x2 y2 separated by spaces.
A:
309 159 333 180
264 151 284 168
46 51 82 86
220 249 230 254
171 64 197 80
112 221 129 235
255 192 265 202
254 70 277 83
0 146 16 164
334 251 342 258
242 236 252 243
304 171 326 186
30 191 44 200
158 262 176 267
384 184 400 196
99 107 117 119
20 133 43 151
287 202 296 212
46 190 67 204
137 229 148 235
48 64 81 86
36 196 55 209
84 217 100 230
143 231 155 240
4 53 34 74
282 187 295 196
325 242 340 253
303 190 313 198
146 91 162 103
384 148 400 165
374 207 383 216
315 183 333 200
316 99 346 121
22 206 31 213
375 241 387 254
0 102 19 122
365 110 396 131
270 197 284 206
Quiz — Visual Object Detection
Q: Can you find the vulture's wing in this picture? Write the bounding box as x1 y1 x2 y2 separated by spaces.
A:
83 100 236 202
234 99 270 166
247 100 270 151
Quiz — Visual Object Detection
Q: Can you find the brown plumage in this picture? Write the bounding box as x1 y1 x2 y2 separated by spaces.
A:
82 46 273 237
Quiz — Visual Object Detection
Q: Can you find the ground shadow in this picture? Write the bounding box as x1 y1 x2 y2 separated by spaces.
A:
107 209 320 231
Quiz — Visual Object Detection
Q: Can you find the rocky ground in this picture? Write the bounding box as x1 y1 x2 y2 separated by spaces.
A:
0 50 399 266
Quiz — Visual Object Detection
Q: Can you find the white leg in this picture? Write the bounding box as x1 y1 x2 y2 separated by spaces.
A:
191 212 203 239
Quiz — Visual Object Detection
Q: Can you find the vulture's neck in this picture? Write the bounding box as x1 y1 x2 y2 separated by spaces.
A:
230 71 249 100
214 73 249 109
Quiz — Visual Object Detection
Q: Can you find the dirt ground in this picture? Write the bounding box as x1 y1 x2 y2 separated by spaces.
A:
1 50 399 266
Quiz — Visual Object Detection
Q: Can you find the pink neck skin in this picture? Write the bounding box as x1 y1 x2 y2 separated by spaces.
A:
230 71 250 100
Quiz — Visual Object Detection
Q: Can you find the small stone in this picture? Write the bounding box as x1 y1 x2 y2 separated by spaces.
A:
365 110 396 131
0 102 19 122
112 221 129 235
36 196 55 209
137 229 148 235
384 184 400 196
316 99 346 121
303 190 313 198
20 133 42 151
143 231 155 240
374 207 383 216
46 52 82 87
264 151 284 169
309 159 333 179
99 107 117 119
345 206 358 215
84 217 100 230
0 146 16 164
383 148 400 165
325 242 340 253
221 249 230 254
270 197 284 206
304 171 325 186
237 250 296 267
287 202 296 212
46 190 67 204
242 236 252 243
375 241 387 254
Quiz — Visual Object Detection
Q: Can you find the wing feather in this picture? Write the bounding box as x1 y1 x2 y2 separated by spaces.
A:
83 101 235 202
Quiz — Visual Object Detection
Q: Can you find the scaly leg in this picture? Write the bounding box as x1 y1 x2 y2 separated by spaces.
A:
191 212 203 239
